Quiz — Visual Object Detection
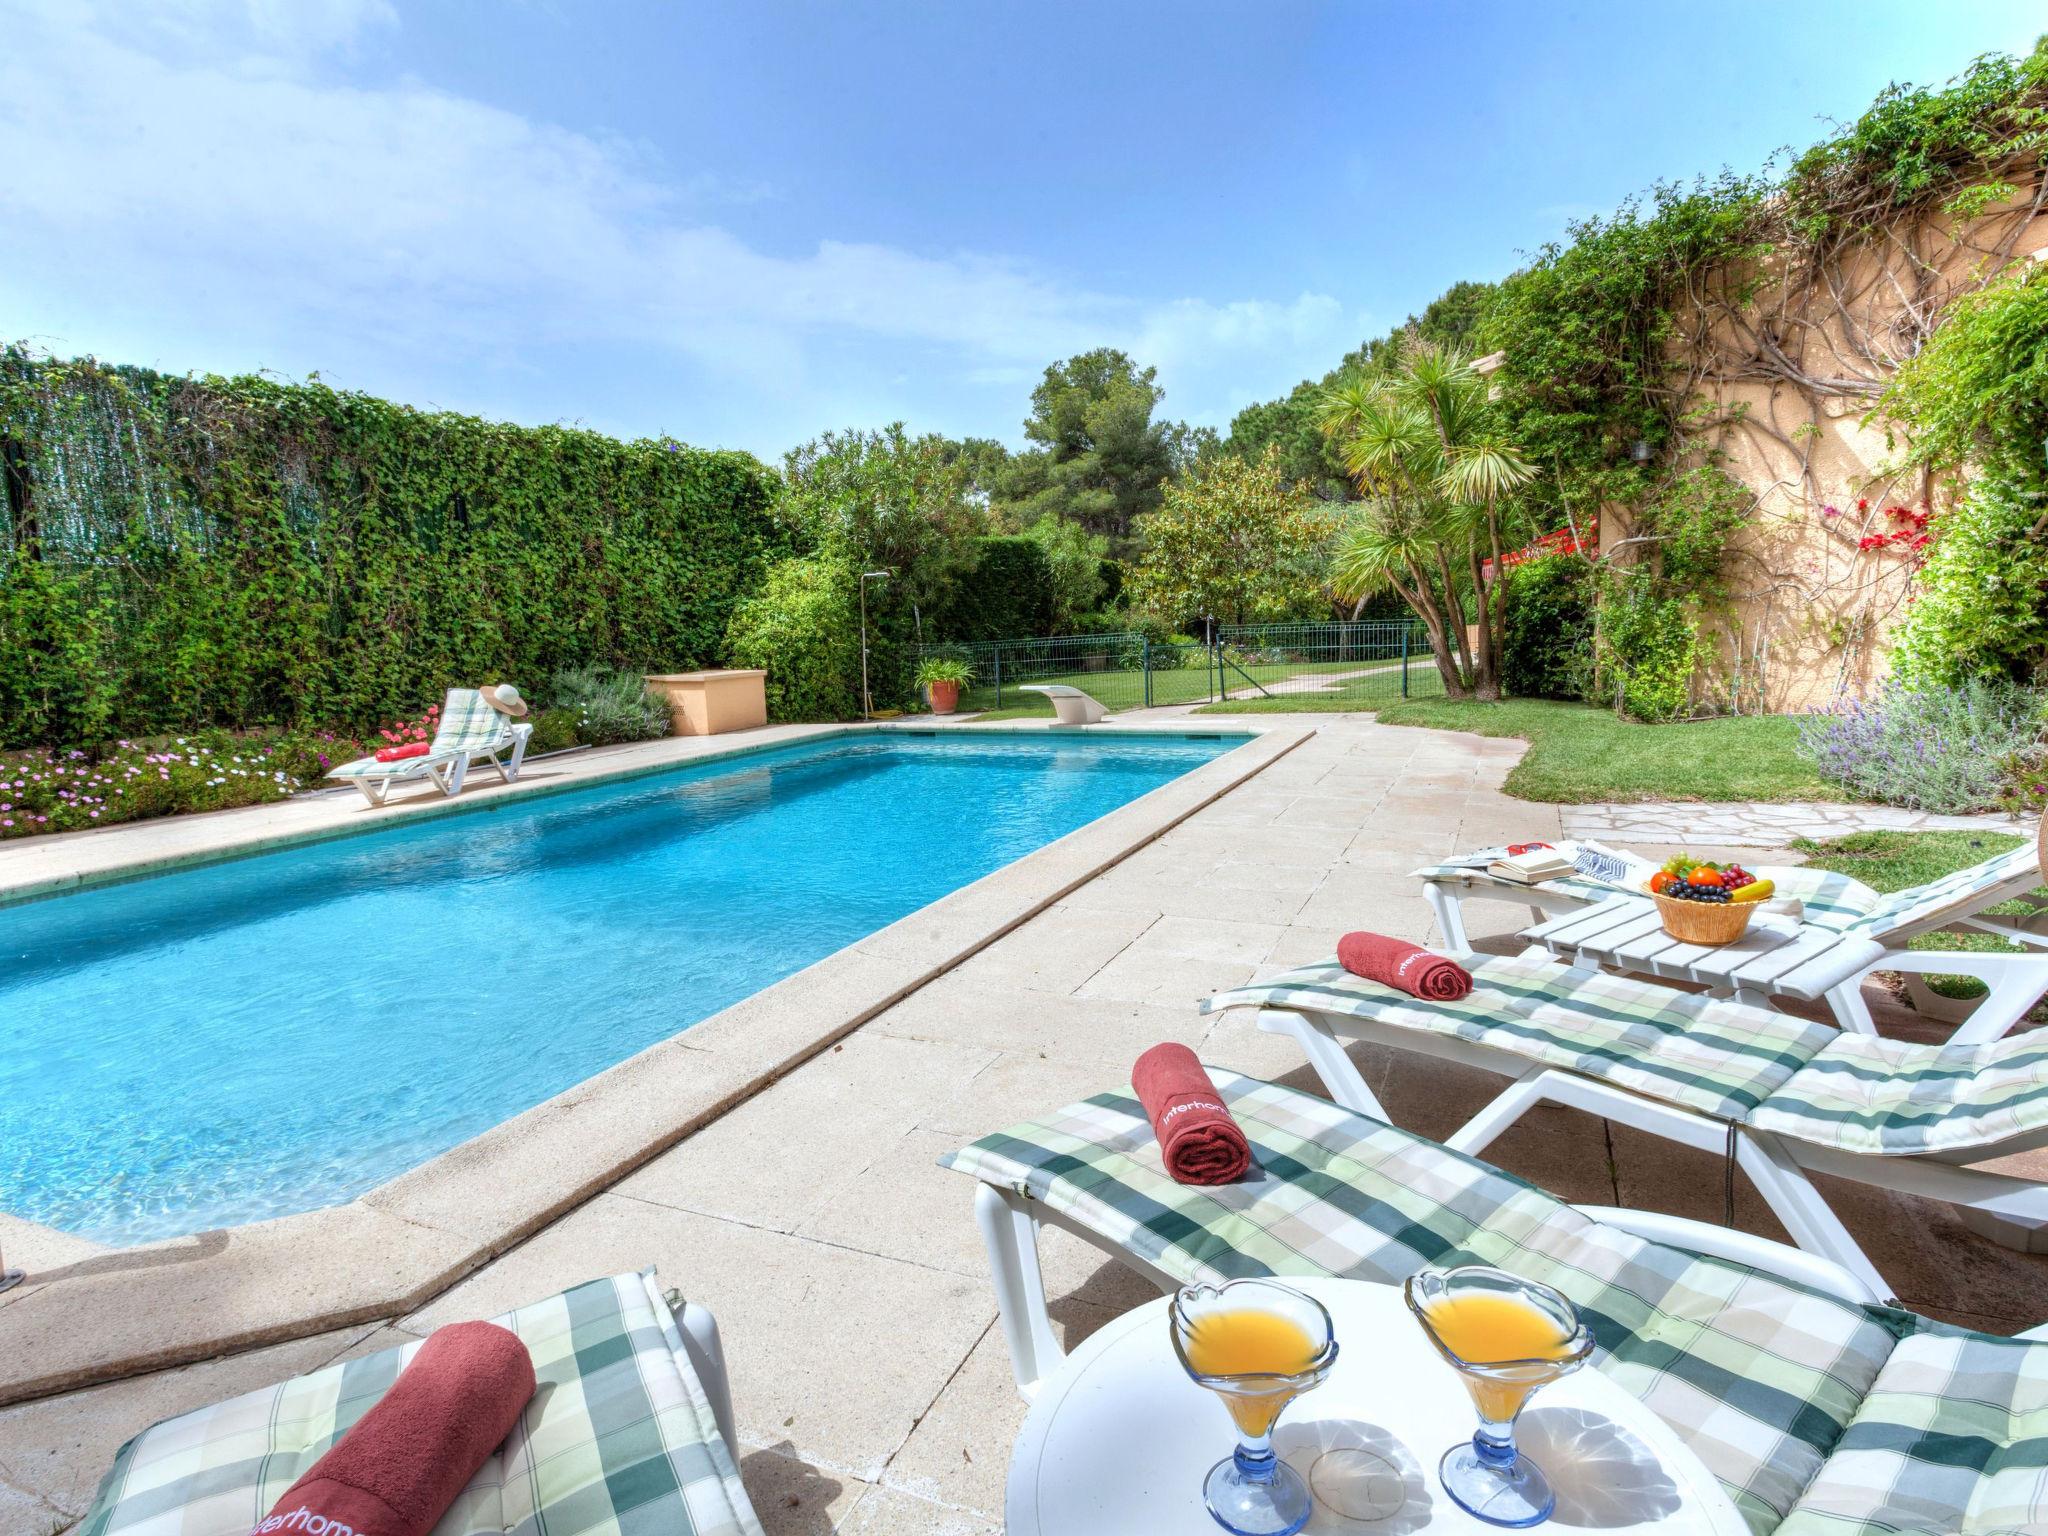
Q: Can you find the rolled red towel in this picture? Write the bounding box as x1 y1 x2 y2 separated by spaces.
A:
1132 1042 1252 1185
253 1322 535 1536
374 742 432 763
1337 931 1473 1001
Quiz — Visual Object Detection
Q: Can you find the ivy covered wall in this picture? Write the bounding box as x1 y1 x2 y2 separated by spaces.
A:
0 349 788 747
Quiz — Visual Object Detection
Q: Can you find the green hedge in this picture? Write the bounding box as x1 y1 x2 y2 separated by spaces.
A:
927 536 1054 641
0 349 787 747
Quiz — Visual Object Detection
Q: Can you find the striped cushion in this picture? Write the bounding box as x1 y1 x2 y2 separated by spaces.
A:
77 1272 762 1536
1845 842 2043 942
1776 1327 2048 1534
1205 950 1836 1122
1754 1029 2048 1157
939 1071 1898 1534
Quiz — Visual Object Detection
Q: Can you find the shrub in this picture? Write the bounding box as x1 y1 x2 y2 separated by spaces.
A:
1881 265 2048 685
724 556 862 721
0 347 787 748
1797 679 2046 812
1598 583 1701 723
928 536 1055 641
526 707 581 756
1502 554 1595 700
547 666 670 746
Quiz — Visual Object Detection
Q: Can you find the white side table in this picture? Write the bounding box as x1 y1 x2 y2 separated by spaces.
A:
1006 1276 1745 1535
1523 894 1885 1010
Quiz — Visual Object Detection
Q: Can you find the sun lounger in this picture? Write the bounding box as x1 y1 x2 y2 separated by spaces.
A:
1416 828 2045 960
1202 945 2048 1301
327 688 534 807
78 1271 762 1536
1020 683 1108 724
943 1069 2048 1535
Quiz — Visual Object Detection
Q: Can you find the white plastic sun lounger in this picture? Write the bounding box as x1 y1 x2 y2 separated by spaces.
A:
1204 941 2048 1303
943 1074 2048 1534
1417 831 2045 958
1020 683 1108 724
327 687 534 807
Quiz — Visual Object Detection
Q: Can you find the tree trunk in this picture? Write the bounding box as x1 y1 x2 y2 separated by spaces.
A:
1467 540 1500 702
1396 558 1470 700
1432 546 1475 689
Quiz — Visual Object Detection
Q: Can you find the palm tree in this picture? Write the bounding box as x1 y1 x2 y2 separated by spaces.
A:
1318 339 1534 699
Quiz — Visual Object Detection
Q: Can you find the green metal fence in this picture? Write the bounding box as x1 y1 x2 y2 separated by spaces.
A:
919 621 1441 716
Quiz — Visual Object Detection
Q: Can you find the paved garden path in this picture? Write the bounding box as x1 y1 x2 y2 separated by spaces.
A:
4 713 2044 1536
1564 799 2033 846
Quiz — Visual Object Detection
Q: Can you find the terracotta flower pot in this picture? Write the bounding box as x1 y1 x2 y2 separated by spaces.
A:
926 679 961 714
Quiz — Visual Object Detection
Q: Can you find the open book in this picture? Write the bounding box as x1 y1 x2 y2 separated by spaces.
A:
1484 840 1659 889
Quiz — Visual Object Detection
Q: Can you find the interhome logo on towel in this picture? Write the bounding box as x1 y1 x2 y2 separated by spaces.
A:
1162 1099 1225 1121
254 1508 363 1536
1394 951 1434 981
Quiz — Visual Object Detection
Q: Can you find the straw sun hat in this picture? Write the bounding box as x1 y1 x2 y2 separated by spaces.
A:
479 683 529 717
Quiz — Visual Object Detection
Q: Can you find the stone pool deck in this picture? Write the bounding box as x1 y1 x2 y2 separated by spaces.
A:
4 712 2046 1535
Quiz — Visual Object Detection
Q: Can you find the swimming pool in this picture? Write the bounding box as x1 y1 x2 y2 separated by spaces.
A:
0 730 1238 1244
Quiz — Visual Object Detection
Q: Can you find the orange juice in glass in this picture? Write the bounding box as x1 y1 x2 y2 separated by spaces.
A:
1171 1280 1337 1536
1405 1267 1594 1527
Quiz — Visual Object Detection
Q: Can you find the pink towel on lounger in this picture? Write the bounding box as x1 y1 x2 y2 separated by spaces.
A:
374 742 432 763
252 1322 534 1536
1337 931 1473 1001
1132 1042 1252 1185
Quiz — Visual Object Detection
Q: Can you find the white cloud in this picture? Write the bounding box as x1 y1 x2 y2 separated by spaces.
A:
0 0 1355 450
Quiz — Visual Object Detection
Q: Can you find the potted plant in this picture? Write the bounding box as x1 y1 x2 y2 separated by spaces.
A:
915 656 974 715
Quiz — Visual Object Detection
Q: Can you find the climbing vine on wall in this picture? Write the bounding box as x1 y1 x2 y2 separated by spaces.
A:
0 348 788 748
1478 46 2048 708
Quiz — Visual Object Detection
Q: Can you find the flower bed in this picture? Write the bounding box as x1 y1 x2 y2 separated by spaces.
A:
0 729 367 841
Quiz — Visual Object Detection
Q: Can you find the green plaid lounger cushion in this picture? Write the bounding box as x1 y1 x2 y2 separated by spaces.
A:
1204 950 1837 1123
940 1070 1898 1533
1211 953 2048 1159
1775 1327 2048 1534
329 690 511 780
1752 1028 2048 1158
77 1272 763 1536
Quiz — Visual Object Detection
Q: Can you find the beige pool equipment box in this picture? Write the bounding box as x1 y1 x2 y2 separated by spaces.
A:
644 669 768 736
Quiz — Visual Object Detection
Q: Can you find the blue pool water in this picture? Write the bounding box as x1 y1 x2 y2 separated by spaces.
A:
0 731 1235 1244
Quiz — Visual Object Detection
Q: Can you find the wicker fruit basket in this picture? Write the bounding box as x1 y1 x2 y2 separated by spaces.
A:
1651 890 1759 944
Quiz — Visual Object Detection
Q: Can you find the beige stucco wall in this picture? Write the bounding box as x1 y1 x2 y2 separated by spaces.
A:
1604 183 2048 712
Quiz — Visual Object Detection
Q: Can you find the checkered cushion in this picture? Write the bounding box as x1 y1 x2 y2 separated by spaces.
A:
1211 953 2048 1158
1205 950 1837 1122
432 689 515 752
1414 847 1883 931
328 690 511 780
939 1070 1899 1533
1753 1029 2048 1157
77 1272 762 1536
1775 1327 2048 1534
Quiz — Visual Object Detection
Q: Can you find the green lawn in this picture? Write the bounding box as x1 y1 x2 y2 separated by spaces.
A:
1326 698 1836 804
1790 829 2040 1001
956 653 1441 717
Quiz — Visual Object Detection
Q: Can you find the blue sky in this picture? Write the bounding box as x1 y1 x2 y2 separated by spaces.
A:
2 1 2041 460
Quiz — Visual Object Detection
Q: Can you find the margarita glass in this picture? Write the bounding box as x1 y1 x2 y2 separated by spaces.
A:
1404 1266 1595 1527
1169 1278 1338 1536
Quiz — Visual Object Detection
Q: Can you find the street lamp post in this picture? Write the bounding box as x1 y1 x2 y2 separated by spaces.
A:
859 570 890 719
